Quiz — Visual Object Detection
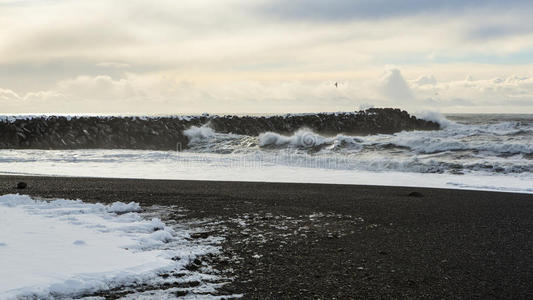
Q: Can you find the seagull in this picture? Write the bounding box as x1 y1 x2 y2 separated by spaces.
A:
334 82 338 88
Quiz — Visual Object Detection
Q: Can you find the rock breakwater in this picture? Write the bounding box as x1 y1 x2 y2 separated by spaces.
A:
0 108 439 150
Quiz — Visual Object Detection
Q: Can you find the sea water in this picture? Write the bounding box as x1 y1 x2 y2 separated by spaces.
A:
0 113 532 193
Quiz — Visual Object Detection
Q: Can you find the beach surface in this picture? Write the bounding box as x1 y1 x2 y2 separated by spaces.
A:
1 175 532 299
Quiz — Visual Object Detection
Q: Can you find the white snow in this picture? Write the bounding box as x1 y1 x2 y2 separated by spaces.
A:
107 201 142 213
0 194 218 299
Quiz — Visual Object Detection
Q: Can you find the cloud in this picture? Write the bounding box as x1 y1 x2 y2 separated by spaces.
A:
378 68 414 101
96 62 130 69
410 73 533 111
413 75 437 86
0 1 532 114
0 88 21 101
2 69 533 114
257 0 532 21
56 75 141 101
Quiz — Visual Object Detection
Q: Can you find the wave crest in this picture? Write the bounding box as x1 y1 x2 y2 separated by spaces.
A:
183 125 216 143
414 111 455 128
259 130 326 148
258 129 364 149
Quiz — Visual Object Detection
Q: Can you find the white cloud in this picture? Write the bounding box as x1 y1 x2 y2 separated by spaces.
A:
412 75 437 86
1 70 532 114
410 73 533 111
0 88 20 101
378 68 414 101
56 75 141 101
96 62 130 68
0 1 532 113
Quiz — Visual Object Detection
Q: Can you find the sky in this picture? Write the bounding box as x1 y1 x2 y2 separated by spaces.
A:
1 0 533 114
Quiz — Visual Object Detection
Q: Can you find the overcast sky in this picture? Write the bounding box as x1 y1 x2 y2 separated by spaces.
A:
1 0 533 114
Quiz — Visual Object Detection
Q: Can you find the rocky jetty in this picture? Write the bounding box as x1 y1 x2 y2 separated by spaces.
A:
209 108 438 136
0 108 439 150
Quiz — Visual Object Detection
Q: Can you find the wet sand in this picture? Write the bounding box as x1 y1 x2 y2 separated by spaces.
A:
1 175 532 299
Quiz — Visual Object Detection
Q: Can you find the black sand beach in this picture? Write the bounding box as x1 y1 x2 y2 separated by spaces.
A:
1 175 532 299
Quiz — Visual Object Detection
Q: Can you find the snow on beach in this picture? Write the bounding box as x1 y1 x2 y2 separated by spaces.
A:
0 194 228 299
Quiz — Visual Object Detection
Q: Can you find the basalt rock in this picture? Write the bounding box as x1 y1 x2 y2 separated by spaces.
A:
0 108 439 150
209 108 439 136
408 191 424 198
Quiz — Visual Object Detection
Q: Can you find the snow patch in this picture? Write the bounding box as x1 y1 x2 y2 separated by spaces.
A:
107 201 141 213
0 194 220 299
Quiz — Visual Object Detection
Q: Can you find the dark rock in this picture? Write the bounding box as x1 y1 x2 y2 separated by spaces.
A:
191 232 210 239
16 182 27 189
408 191 424 197
0 108 439 151
174 290 188 297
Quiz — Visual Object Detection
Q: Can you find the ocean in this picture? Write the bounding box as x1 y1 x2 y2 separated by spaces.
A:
1 113 532 193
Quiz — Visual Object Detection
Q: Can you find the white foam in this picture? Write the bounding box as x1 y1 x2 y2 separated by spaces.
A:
414 111 455 128
0 150 531 194
258 129 361 149
183 125 217 143
360 124 533 155
259 129 327 148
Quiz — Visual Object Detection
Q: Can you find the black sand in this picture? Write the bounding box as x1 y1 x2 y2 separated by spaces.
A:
1 175 532 299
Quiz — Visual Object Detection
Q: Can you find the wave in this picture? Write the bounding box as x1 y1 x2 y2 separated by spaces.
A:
177 115 533 177
359 121 533 156
6 148 531 175
415 111 456 128
184 124 533 156
183 125 217 143
259 130 326 148
367 135 533 155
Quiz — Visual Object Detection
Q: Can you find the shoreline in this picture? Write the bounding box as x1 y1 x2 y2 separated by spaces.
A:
2 175 533 298
2 171 532 195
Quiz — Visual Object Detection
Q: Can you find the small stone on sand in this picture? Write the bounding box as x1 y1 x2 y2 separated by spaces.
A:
408 191 423 197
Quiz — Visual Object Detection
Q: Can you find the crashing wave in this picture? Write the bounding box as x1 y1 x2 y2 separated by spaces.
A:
258 129 363 151
182 117 532 158
358 121 533 156
183 125 217 143
415 111 456 128
259 130 327 148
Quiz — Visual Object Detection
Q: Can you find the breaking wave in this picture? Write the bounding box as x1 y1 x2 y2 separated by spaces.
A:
183 125 217 143
258 130 360 148
415 111 456 128
181 113 533 176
